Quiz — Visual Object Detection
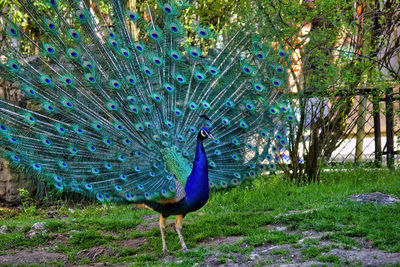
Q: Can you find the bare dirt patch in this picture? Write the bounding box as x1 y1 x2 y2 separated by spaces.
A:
0 248 67 265
118 237 148 249
199 236 243 247
77 246 116 261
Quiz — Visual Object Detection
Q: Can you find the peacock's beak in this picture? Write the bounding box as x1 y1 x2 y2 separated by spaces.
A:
207 133 214 139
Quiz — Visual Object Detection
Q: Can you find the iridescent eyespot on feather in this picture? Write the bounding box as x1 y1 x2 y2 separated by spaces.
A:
84 73 95 83
175 74 186 84
120 174 127 181
75 9 87 21
108 38 118 48
142 66 154 76
239 120 248 129
209 161 216 168
114 122 124 130
142 105 151 113
246 101 255 111
177 134 185 142
253 41 263 49
278 49 286 57
174 108 183 116
168 22 181 33
201 101 210 109
41 136 51 146
120 48 131 58
188 47 202 58
208 66 219 76
242 64 254 74
104 162 112 170
40 74 52 85
91 122 102 131
134 43 145 52
107 101 118 111
68 29 80 40
6 24 19 38
232 138 240 146
195 71 206 81
196 26 211 38
58 161 68 168
213 139 221 144
118 155 126 162
272 79 281 86
67 48 79 59
221 117 230 125
61 76 73 86
220 181 228 188
103 137 111 146
45 19 56 30
231 178 240 186
169 50 182 60
225 99 235 108
68 147 78 154
189 126 196 133
0 124 7 132
128 105 138 113
253 82 265 92
73 125 83 134
126 75 136 85
135 123 144 131
134 166 140 172
88 144 96 152
110 80 121 89
269 106 279 114
82 61 94 70
23 86 35 96
165 120 174 128
96 193 104 202
8 136 18 143
188 101 198 110
85 184 93 191
276 65 284 73
43 102 55 112
149 29 162 41
287 114 295 121
32 163 42 172
255 51 265 59
115 185 122 192
152 56 163 66
126 10 139 22
24 114 36 125
53 175 62 182
43 43 56 55
163 83 175 93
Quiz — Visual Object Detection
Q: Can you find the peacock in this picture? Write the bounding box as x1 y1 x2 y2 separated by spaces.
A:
0 0 294 251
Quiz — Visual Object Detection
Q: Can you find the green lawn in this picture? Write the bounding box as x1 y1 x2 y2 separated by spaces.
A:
0 168 399 266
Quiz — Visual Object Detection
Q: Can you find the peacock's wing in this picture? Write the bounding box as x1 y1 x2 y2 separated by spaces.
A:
156 178 186 204
0 0 294 203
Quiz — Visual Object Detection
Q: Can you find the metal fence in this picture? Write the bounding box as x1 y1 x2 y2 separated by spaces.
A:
302 87 399 168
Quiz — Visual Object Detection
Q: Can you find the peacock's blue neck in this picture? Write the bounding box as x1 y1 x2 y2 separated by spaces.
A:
184 137 209 208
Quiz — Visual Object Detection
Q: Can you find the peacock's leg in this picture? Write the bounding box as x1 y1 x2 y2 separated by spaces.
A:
175 214 187 251
159 214 168 252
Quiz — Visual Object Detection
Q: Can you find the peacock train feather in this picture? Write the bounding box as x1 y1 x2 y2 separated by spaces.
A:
0 0 295 204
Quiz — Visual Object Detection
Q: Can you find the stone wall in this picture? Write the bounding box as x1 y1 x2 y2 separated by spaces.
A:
0 77 34 204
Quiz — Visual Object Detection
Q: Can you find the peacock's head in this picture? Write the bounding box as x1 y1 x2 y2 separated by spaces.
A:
198 127 213 141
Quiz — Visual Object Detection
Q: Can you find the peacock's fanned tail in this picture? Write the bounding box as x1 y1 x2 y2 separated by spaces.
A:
0 0 294 203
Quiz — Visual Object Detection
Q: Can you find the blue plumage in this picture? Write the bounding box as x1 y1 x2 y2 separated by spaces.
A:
0 0 294 251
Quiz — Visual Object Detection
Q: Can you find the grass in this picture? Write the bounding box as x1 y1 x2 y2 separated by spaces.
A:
0 168 399 266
